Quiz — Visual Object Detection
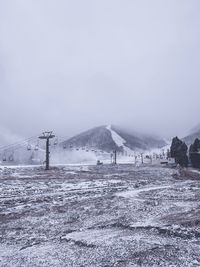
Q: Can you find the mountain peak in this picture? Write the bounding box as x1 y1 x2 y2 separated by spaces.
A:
61 125 166 152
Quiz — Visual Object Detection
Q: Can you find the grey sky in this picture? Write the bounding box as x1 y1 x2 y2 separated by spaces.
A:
0 0 200 142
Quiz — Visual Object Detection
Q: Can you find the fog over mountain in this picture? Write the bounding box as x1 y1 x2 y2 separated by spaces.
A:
1 0 200 143
61 125 166 152
183 125 200 145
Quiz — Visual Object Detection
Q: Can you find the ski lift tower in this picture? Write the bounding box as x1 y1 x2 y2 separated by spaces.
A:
39 131 55 170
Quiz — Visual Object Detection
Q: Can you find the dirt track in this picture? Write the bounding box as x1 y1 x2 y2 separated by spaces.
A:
0 164 200 266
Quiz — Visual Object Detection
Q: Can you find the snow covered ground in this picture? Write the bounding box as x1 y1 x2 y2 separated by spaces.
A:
0 164 200 266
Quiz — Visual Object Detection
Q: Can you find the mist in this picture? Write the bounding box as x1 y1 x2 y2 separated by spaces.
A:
1 0 200 144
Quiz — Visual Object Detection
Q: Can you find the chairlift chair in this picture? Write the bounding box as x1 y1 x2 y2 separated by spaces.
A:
27 144 31 151
34 139 40 151
34 145 39 151
9 155 14 162
54 139 58 146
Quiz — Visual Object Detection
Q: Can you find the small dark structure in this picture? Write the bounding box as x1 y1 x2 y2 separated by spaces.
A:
97 160 103 166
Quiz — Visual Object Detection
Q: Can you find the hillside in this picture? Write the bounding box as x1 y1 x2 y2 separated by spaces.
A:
61 125 167 153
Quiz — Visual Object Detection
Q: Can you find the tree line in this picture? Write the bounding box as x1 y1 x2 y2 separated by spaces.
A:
170 137 200 168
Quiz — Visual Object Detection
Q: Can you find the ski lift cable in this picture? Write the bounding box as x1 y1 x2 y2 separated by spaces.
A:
0 135 40 152
0 136 36 150
2 140 34 153
0 142 45 154
56 135 76 144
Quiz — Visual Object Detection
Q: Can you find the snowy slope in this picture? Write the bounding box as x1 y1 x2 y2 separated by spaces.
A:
56 125 167 165
0 125 167 166
61 125 166 153
106 125 135 154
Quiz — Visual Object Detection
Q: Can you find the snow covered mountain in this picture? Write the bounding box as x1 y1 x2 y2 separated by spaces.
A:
61 125 166 153
0 125 166 166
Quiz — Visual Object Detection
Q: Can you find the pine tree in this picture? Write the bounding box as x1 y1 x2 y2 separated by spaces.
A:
189 138 200 168
170 137 188 167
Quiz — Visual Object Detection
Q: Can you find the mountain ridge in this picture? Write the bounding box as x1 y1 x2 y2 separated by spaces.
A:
61 125 167 152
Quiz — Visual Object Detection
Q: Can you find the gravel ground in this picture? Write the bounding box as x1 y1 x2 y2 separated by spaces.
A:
0 164 200 266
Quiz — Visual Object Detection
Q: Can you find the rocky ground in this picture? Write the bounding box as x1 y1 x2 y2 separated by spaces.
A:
0 164 200 266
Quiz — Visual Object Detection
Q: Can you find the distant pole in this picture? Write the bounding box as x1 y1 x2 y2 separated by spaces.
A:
113 150 117 165
39 131 55 170
141 153 144 164
111 153 113 164
134 154 137 165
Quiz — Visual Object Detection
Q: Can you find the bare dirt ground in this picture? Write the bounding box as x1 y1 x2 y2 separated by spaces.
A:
0 164 200 267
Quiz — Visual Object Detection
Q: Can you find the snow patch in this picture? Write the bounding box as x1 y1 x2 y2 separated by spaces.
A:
106 125 134 154
116 185 171 198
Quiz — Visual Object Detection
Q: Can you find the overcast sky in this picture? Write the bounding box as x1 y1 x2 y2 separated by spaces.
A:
0 0 200 142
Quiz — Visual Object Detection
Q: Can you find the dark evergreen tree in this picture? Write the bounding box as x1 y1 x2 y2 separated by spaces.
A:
170 137 188 167
189 138 200 168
